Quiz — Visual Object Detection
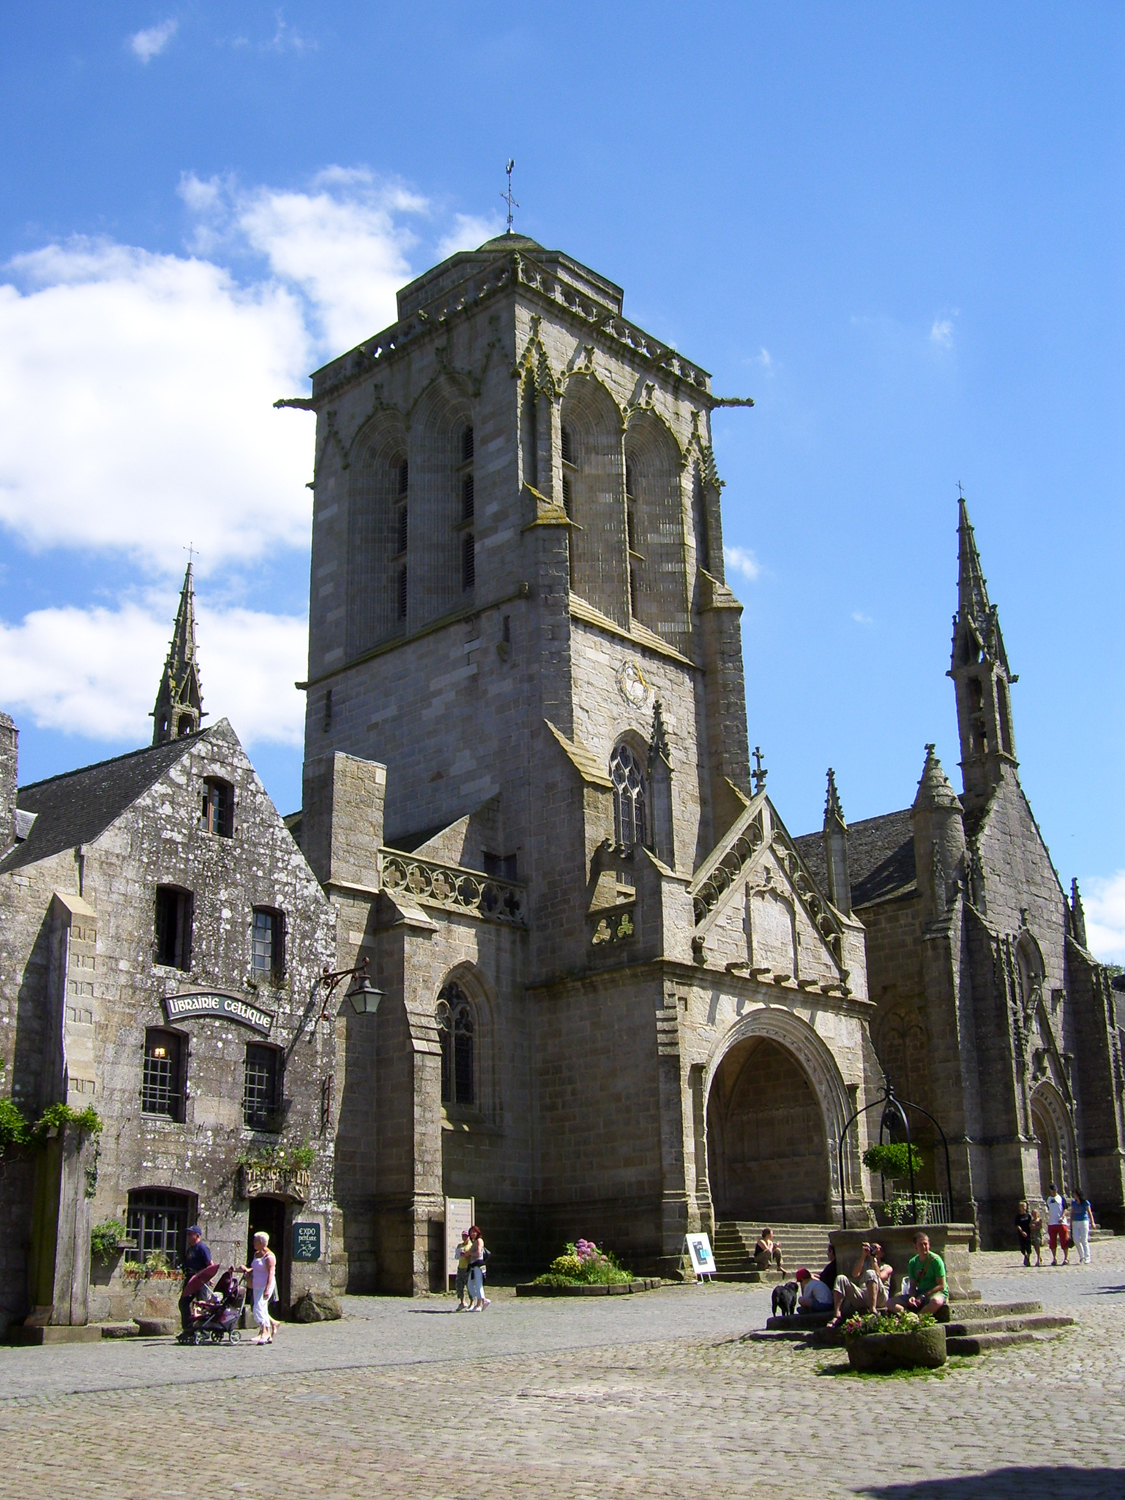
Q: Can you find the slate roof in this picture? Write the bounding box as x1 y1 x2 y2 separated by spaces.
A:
793 807 917 911
0 732 206 873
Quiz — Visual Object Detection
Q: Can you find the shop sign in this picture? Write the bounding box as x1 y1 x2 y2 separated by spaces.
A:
163 990 273 1035
292 1222 322 1262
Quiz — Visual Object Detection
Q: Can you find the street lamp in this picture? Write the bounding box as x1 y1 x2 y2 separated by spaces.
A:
346 972 383 1015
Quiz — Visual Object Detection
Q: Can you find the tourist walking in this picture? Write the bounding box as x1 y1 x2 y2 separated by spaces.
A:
1015 1201 1032 1266
454 1229 472 1309
1070 1191 1095 1264
178 1225 217 1336
1046 1185 1070 1265
466 1225 490 1310
241 1231 279 1343
1028 1208 1044 1266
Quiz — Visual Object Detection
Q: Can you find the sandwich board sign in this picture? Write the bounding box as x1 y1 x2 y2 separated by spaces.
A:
444 1196 475 1287
684 1232 716 1280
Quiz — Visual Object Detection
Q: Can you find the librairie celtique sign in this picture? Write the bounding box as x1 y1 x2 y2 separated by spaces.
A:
163 991 273 1035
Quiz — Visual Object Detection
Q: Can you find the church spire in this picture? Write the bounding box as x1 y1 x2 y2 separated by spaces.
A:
822 768 851 915
152 563 205 744
948 494 1017 811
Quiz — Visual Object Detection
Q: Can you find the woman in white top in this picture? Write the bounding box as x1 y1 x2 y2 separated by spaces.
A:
466 1226 490 1311
240 1231 279 1344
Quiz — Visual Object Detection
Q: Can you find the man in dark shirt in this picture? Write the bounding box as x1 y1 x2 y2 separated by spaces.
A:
179 1225 217 1334
818 1241 838 1290
1015 1201 1033 1266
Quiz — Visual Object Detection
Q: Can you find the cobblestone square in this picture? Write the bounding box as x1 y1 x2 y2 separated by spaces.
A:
1 1247 1123 1500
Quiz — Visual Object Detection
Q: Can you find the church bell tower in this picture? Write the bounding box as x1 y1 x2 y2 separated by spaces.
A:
948 496 1017 812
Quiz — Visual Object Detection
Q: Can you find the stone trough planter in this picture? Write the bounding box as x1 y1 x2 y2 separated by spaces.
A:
516 1278 662 1297
845 1325 946 1372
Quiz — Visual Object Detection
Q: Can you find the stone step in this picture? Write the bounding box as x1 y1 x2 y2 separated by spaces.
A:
714 1222 835 1273
949 1300 1044 1321
99 1322 139 1339
946 1329 1066 1355
945 1313 1071 1336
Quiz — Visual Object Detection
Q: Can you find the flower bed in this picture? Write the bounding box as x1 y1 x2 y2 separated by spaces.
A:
843 1311 946 1372
517 1278 661 1298
530 1239 635 1288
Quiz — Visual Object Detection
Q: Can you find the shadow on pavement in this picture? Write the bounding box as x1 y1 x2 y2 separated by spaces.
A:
862 1468 1125 1498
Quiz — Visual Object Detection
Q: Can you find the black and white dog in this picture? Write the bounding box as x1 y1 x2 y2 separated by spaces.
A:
771 1280 800 1318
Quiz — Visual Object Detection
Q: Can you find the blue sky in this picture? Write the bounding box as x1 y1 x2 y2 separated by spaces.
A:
1 4 1123 954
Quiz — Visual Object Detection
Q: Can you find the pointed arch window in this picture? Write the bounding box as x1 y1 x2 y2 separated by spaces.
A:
610 742 647 850
436 983 475 1106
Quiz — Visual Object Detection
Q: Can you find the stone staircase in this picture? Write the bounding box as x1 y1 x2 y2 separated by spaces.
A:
942 1300 1074 1354
714 1222 835 1280
759 1298 1073 1356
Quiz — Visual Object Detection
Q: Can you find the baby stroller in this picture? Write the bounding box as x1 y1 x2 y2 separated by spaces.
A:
180 1268 245 1345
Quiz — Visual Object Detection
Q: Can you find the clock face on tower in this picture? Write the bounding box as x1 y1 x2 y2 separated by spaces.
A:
616 659 654 713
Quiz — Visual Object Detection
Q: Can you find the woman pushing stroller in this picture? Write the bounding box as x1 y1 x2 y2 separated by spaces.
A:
239 1231 280 1344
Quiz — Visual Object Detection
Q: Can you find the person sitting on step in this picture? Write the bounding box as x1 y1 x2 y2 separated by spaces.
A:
827 1240 891 1327
752 1227 785 1273
795 1266 834 1313
890 1231 948 1317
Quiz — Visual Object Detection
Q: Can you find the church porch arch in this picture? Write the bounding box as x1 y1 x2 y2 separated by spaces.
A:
703 1009 857 1226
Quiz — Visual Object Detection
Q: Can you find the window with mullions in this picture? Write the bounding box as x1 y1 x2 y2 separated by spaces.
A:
141 1029 185 1120
251 908 284 981
610 742 647 850
436 983 474 1107
127 1188 192 1265
243 1044 282 1130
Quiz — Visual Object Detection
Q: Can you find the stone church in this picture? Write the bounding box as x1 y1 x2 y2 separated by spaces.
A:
3 229 1121 1327
287 229 1123 1287
795 501 1125 1245
286 230 885 1294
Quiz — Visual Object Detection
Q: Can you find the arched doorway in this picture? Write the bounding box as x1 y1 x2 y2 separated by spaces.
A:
1031 1083 1075 1196
706 1035 830 1222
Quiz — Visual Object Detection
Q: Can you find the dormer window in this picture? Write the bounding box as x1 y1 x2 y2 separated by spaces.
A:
201 777 234 837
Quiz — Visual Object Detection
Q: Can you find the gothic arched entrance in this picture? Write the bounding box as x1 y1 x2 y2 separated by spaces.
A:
706 1035 830 1223
1031 1082 1076 1196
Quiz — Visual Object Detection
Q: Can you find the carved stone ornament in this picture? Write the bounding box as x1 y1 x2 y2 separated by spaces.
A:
616 659 655 713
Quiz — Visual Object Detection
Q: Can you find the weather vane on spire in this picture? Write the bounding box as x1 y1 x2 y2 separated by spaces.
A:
502 159 518 234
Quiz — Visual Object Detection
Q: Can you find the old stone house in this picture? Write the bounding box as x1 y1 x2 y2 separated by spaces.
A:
284 231 886 1293
795 502 1125 1243
0 571 342 1336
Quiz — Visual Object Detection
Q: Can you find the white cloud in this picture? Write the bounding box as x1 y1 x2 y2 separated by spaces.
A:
0 239 312 571
129 19 178 63
0 168 446 572
852 610 874 625
0 596 306 749
437 214 505 260
755 347 773 372
265 13 315 52
930 317 954 349
1083 872 1125 964
181 170 425 351
724 545 761 582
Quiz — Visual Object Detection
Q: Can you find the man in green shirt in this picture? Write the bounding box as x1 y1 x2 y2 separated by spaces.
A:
891 1232 948 1316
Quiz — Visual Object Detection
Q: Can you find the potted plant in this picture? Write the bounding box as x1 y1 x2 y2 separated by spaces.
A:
843 1310 946 1371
